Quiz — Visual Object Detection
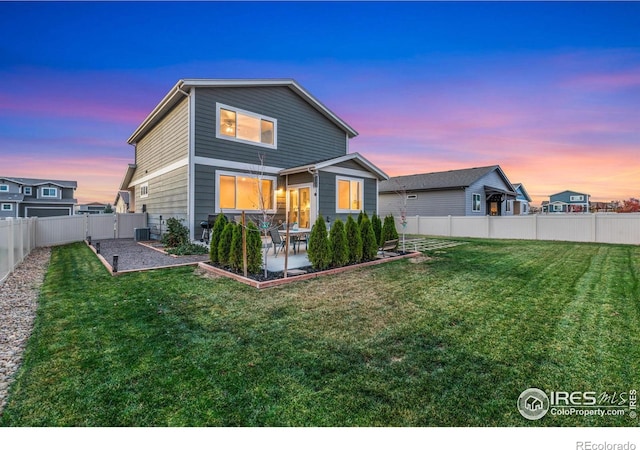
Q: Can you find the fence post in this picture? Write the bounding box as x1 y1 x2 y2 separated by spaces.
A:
485 215 490 238
533 214 538 241
416 215 420 235
448 215 452 237
8 218 15 273
592 213 597 243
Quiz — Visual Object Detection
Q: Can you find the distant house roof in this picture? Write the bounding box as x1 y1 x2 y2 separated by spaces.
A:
128 79 358 144
512 183 532 202
0 177 77 189
115 190 130 205
279 152 389 181
379 165 515 194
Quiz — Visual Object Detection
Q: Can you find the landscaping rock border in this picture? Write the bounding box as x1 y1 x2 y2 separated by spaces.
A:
0 247 51 415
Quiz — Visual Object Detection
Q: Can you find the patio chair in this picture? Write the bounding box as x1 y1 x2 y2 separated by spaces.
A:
269 228 297 257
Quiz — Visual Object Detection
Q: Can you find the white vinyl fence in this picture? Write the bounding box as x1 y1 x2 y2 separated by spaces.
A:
398 214 640 245
1 213 147 284
0 218 37 284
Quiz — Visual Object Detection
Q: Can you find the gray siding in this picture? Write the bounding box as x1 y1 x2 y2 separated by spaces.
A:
466 171 514 216
194 87 347 168
286 172 313 186
379 190 466 217
138 165 188 237
134 97 189 175
318 172 378 223
130 97 189 224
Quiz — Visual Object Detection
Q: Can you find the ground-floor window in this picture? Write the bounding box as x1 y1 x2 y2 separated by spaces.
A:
336 176 363 214
217 171 276 212
1 203 13 211
472 193 481 212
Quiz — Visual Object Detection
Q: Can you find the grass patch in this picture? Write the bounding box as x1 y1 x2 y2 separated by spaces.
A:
1 240 639 426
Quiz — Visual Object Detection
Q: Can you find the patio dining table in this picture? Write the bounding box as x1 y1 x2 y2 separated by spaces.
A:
278 228 311 254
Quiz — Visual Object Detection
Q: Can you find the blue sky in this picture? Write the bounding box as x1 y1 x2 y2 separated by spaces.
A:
1 1 639 204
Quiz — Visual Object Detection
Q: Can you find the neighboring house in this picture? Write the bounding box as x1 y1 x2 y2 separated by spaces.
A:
114 191 131 213
511 183 532 215
120 79 388 239
542 190 590 213
0 177 77 218
76 202 107 214
378 165 517 217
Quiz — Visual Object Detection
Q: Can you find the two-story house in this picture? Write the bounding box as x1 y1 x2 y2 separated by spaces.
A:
0 177 77 218
120 79 388 240
542 190 590 213
378 165 517 217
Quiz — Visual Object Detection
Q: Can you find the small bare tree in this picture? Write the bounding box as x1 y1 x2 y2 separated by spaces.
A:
392 180 409 252
246 153 282 278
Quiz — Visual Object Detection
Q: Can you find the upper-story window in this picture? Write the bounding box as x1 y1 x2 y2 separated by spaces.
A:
0 185 8 192
216 103 277 149
1 203 12 211
23 187 32 195
140 183 149 198
41 187 57 197
570 195 584 202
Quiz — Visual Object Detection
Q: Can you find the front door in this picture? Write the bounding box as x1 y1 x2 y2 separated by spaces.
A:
287 185 314 228
486 194 503 216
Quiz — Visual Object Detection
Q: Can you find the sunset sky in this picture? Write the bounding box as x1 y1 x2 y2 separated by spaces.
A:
1 1 638 206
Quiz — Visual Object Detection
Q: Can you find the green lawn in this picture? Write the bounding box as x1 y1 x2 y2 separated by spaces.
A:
1 240 639 426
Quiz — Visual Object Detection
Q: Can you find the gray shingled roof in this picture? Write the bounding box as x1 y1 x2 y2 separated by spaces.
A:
0 177 77 188
379 166 500 193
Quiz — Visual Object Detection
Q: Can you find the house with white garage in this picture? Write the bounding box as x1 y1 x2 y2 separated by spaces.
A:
0 177 77 218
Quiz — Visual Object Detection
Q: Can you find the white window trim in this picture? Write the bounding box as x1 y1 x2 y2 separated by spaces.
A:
215 170 277 214
41 187 58 198
216 102 277 150
0 184 8 192
23 186 32 195
140 183 149 199
472 193 481 212
570 195 584 202
553 204 563 212
1 203 13 211
335 176 364 214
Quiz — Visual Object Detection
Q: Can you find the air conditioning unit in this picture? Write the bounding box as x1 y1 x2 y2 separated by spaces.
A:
134 227 150 241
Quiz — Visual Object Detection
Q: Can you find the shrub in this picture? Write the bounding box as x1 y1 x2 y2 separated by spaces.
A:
380 214 399 248
360 217 378 261
166 242 208 256
246 222 263 274
217 222 234 266
308 216 331 270
357 210 369 226
229 223 243 271
209 214 228 263
162 217 189 248
345 215 362 264
329 219 348 268
371 214 382 247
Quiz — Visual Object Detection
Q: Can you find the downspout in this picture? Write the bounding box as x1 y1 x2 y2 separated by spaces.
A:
308 167 319 221
175 82 193 239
